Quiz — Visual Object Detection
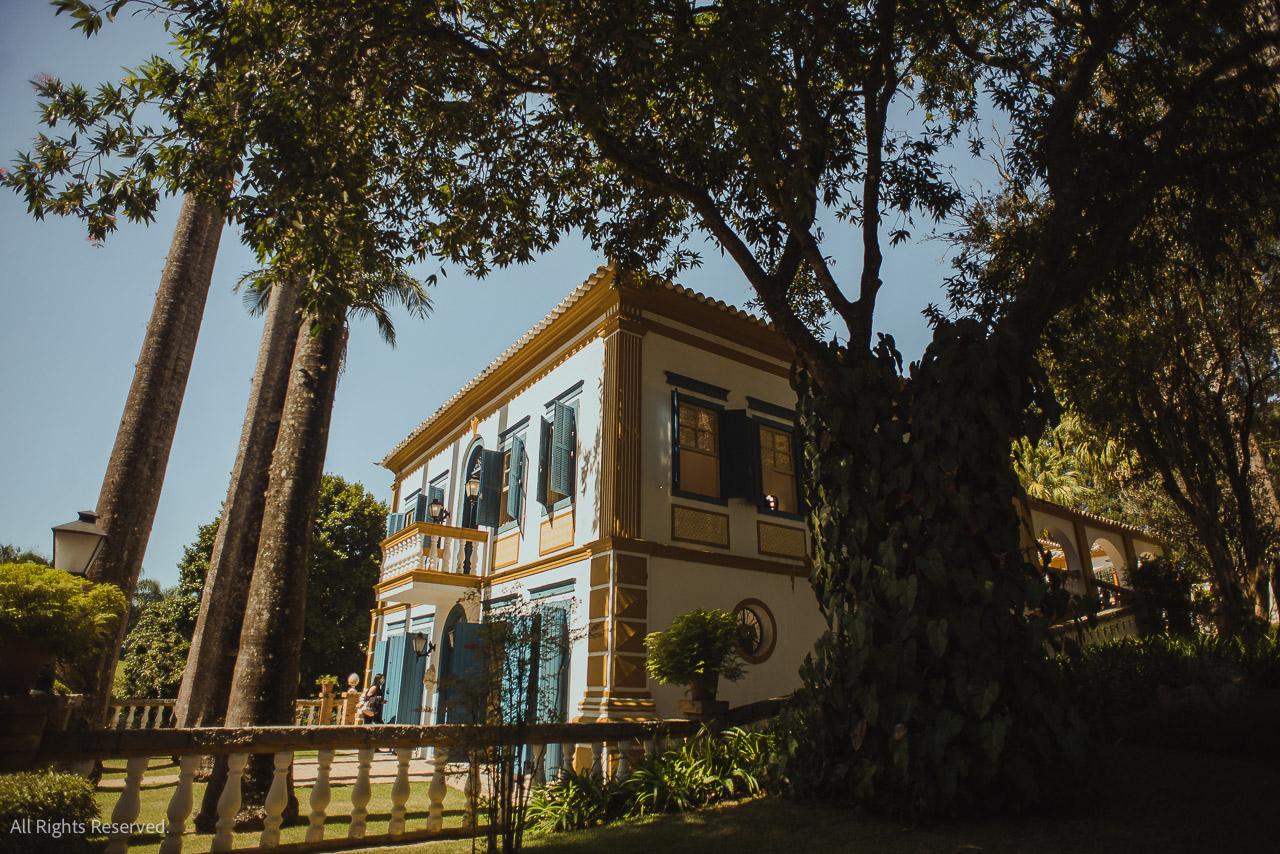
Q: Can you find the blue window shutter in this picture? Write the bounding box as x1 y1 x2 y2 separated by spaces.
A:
793 430 808 515
428 484 445 510
671 390 681 491
399 637 427 725
372 638 389 684
446 621 485 724
719 410 754 499
413 493 429 524
537 418 551 505
385 513 397 538
506 435 525 521
382 633 407 724
478 449 504 527
537 606 568 724
550 402 576 498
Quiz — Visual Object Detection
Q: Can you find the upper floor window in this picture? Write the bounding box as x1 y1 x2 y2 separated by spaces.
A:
539 396 579 510
758 424 797 514
474 434 525 530
676 400 721 498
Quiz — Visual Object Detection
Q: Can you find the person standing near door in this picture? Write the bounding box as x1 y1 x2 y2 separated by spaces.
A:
359 673 385 724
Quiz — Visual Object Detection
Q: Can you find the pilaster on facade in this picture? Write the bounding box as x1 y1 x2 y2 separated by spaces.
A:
577 550 657 721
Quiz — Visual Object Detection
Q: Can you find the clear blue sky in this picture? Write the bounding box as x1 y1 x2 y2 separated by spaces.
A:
1 3 975 588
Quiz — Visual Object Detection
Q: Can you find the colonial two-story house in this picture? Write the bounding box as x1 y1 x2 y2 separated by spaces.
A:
366 266 824 728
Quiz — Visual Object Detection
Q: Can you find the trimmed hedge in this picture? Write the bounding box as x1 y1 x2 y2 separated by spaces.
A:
0 771 99 854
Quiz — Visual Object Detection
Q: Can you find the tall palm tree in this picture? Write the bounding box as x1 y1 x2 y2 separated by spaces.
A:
196 270 430 828
81 194 224 726
174 282 300 731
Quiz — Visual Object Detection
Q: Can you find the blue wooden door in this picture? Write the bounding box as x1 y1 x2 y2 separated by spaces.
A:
381 633 407 724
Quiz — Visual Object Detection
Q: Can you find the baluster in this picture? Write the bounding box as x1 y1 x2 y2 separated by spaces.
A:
644 737 656 760
258 750 293 847
616 740 631 780
306 749 335 842
104 755 149 854
560 742 575 777
462 762 480 830
590 742 604 780
348 748 374 838
389 747 413 836
532 743 547 786
108 706 120 728
426 747 449 832
211 752 248 853
158 754 200 854
125 705 137 729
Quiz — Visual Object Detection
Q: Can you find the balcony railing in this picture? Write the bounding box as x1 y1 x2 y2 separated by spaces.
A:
379 521 492 583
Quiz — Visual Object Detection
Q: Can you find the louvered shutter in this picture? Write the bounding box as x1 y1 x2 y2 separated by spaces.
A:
550 401 576 498
719 410 754 499
382 633 407 724
446 621 485 724
671 390 681 491
427 484 445 518
477 449 504 528
537 417 551 505
506 435 526 521
413 493 429 523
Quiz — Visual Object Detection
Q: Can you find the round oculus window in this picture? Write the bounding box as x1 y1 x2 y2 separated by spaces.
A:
733 599 776 663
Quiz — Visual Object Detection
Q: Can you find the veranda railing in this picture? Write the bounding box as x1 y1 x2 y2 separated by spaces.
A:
38 716 777 854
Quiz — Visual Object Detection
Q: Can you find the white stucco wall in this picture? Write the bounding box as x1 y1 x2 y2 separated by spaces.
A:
646 556 823 717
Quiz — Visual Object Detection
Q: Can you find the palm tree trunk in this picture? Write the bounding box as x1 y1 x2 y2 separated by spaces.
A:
198 311 346 829
81 193 223 726
174 283 299 730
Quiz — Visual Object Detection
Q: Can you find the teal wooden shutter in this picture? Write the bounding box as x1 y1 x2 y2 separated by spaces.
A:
506 435 525 522
793 430 808 515
537 418 551 505
550 402 576 497
413 493 429 523
671 390 681 491
428 484 445 513
399 638 427 725
446 622 484 724
372 638 389 684
537 606 568 724
385 513 398 538
382 633 407 724
719 410 754 499
477 449 504 528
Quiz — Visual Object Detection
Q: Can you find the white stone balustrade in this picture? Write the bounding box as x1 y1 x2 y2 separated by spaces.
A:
26 713 772 854
379 521 492 582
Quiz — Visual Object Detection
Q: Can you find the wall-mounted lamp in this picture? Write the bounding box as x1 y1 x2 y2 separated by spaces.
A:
428 496 448 524
411 632 437 659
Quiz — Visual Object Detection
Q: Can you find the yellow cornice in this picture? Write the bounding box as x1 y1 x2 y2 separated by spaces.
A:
382 268 796 476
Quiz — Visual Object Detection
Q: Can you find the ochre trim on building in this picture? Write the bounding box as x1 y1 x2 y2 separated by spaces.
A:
486 546 590 585
645 318 791 379
382 268 797 475
539 510 576 555
494 530 520 570
587 536 808 577
671 504 731 548
374 570 483 596
757 520 807 558
599 316 644 539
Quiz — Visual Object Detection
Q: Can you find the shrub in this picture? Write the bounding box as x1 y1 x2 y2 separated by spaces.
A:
0 563 126 662
1057 631 1280 733
644 608 746 687
0 771 99 854
528 726 775 833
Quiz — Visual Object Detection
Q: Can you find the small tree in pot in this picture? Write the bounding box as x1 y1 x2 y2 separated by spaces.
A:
644 608 746 701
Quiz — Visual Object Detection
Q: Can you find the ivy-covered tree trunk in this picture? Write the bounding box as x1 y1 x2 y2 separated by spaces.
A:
780 323 1087 818
82 194 223 726
175 282 299 731
198 312 344 829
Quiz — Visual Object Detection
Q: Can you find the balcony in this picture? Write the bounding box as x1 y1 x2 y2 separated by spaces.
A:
377 522 492 606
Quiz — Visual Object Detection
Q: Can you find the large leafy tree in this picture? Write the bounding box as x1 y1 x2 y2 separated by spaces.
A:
16 0 1280 817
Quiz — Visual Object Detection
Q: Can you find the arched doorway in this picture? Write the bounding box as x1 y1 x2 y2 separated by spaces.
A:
436 603 482 724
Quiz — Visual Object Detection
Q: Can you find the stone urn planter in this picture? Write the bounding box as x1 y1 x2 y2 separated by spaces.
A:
688 673 720 702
